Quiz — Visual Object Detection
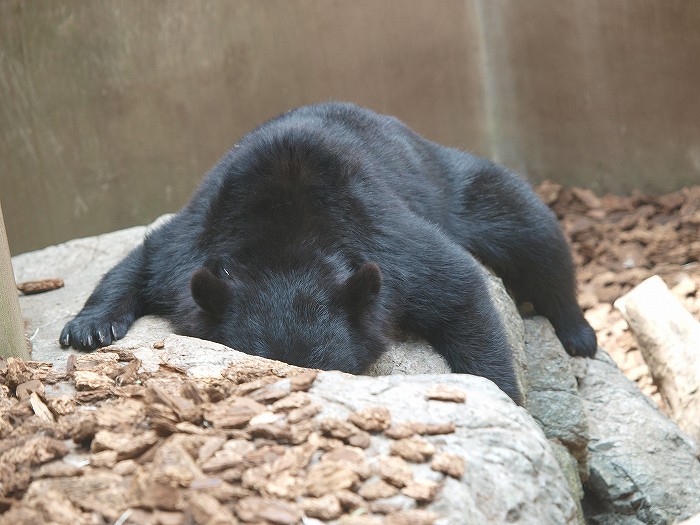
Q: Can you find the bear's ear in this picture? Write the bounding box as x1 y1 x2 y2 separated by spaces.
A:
190 267 229 316
340 262 382 312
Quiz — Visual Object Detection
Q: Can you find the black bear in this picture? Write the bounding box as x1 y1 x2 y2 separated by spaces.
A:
60 102 597 404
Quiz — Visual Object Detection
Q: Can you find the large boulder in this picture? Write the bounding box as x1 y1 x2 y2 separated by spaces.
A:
523 317 700 524
575 350 700 524
125 334 578 524
366 271 527 401
523 317 589 525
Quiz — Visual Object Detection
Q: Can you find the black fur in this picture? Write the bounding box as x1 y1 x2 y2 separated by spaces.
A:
60 102 597 404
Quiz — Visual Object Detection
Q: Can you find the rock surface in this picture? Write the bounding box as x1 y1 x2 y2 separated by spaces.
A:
523 317 588 525
575 350 700 524
310 371 576 524
1 338 579 525
523 316 700 525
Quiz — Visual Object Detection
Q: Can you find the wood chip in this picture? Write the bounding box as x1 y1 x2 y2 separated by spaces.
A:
287 401 322 424
45 395 75 416
420 422 456 435
389 436 435 463
5 358 53 389
235 496 300 524
301 494 343 520
74 370 113 391
115 359 141 386
33 461 83 479
336 489 366 511
425 385 467 403
91 429 158 460
15 379 44 401
321 445 371 479
17 278 64 295
247 379 292 404
431 452 465 479
384 423 418 440
290 370 318 391
270 391 311 412
75 389 112 403
90 449 119 468
358 478 399 500
71 353 122 377
320 418 359 440
1 435 69 468
27 472 129 520
200 440 253 473
305 462 359 497
348 406 391 432
205 397 267 428
187 492 236 525
375 456 413 488
113 459 138 476
346 430 371 449
1 350 453 524
400 479 440 502
128 468 184 511
29 392 54 422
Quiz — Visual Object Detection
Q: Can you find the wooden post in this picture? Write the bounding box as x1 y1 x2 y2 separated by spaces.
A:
0 200 29 359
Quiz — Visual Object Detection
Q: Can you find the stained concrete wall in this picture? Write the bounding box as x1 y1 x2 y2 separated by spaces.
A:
1 0 699 254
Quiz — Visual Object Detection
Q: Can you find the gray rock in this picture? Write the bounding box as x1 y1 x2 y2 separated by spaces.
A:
576 349 700 524
13 224 154 368
486 273 528 402
309 371 578 525
97 333 575 524
549 440 586 525
523 317 589 525
523 317 589 478
364 337 452 376
586 515 647 525
365 271 527 403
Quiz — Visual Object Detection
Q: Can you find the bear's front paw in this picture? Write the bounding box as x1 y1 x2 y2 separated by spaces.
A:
59 311 134 351
557 321 598 358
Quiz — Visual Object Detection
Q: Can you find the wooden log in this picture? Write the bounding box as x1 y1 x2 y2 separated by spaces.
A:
615 275 700 442
0 201 30 359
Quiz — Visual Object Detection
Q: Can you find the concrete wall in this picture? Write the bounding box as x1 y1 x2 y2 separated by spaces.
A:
1 0 699 254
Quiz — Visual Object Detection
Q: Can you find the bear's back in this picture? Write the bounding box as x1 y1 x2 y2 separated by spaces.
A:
188 103 468 266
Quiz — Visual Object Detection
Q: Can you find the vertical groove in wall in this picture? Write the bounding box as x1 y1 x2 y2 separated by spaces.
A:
472 0 499 162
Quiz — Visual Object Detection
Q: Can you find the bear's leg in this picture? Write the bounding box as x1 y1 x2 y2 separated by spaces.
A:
455 164 597 357
59 244 148 350
390 227 522 404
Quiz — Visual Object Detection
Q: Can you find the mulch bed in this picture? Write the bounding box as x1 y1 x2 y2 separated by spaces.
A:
537 182 700 409
0 351 466 525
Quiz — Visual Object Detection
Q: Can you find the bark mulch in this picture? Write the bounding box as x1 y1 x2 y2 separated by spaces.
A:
537 182 700 410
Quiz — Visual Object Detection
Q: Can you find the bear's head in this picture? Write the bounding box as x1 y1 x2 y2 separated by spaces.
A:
189 262 387 372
